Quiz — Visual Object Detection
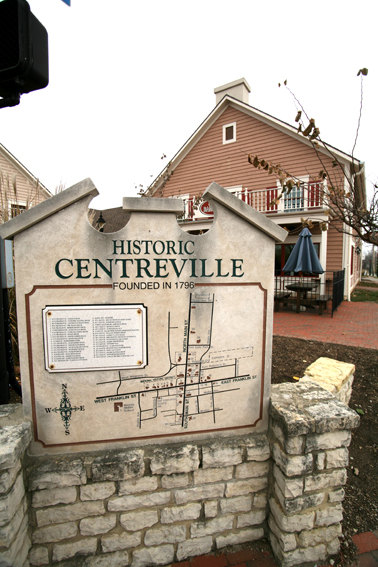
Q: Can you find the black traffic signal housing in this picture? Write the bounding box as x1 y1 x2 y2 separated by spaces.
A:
0 0 48 105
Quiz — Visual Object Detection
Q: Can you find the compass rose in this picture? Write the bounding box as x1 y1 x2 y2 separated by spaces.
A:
45 384 85 435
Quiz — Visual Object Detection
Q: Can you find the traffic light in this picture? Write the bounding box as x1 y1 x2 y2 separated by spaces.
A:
0 0 48 103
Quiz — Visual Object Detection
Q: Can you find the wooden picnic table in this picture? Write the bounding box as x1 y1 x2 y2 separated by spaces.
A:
285 281 319 313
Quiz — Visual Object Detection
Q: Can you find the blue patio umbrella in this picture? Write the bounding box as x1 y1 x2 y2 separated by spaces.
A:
283 228 324 274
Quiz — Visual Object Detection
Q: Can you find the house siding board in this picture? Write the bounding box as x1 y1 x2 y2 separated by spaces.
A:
158 106 340 199
326 223 344 272
0 151 48 216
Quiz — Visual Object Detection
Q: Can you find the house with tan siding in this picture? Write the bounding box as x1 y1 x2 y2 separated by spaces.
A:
0 143 51 222
144 78 364 300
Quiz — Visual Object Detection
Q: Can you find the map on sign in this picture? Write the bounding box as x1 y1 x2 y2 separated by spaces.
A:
33 283 266 446
94 287 264 435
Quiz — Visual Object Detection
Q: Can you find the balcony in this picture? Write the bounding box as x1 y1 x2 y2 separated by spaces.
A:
180 182 324 222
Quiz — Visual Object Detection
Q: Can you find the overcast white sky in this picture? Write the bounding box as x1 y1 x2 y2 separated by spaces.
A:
1 0 377 211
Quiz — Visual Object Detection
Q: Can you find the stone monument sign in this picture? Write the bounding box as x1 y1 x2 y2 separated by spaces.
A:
0 179 287 454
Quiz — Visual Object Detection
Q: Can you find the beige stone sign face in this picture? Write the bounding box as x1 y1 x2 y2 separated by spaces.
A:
0 180 286 454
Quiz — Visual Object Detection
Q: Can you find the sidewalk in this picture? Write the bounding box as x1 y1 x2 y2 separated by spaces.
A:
273 301 378 350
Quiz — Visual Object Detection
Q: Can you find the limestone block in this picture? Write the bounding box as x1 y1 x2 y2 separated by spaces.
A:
225 477 267 497
32 486 77 508
216 527 264 548
161 473 189 489
1 523 30 567
144 524 186 546
176 536 213 561
202 441 243 468
80 514 117 535
0 422 32 470
28 458 86 491
0 474 24 527
270 385 314 436
80 482 116 501
297 523 342 547
316 452 326 470
268 515 297 552
275 484 325 515
101 531 141 553
306 400 360 433
272 443 313 477
0 459 21 494
191 514 233 537
245 434 270 462
253 491 268 508
108 491 170 512
118 477 158 495
193 466 233 485
304 469 347 492
272 423 304 455
32 521 77 543
328 488 345 503
270 382 359 436
326 447 349 469
28 546 49 566
0 506 28 564
150 445 199 475
269 497 315 533
174 483 224 505
273 465 303 499
305 430 351 452
131 544 174 567
327 536 341 555
315 504 343 527
235 461 269 479
83 550 129 567
0 499 25 547
92 450 144 482
52 538 97 562
120 510 158 532
161 502 201 524
220 495 251 514
36 500 104 527
302 357 355 404
237 508 266 528
204 501 218 518
270 531 326 567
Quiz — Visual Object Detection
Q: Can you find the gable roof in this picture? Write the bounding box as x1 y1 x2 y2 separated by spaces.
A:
145 94 365 198
0 143 52 199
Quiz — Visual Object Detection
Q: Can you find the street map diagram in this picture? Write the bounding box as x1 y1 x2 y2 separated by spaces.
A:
94 288 263 434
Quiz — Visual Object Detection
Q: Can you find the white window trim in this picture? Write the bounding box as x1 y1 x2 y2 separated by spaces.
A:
9 200 27 217
222 122 236 145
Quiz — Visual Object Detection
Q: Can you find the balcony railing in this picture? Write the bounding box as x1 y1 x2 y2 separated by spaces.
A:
181 182 324 221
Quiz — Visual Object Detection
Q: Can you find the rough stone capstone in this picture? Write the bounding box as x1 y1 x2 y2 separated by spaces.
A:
92 450 144 482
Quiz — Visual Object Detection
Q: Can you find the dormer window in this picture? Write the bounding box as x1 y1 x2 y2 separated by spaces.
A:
223 122 236 144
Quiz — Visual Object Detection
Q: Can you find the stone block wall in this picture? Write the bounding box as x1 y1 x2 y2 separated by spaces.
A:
268 382 360 567
26 435 270 566
0 377 360 567
0 405 32 567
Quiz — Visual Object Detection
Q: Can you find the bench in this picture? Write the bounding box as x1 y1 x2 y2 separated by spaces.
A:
274 291 291 312
300 294 332 315
317 294 332 315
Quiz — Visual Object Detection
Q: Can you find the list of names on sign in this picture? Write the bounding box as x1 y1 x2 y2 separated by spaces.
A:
43 304 147 372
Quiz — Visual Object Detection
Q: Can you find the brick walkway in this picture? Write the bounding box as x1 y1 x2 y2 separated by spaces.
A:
273 301 378 350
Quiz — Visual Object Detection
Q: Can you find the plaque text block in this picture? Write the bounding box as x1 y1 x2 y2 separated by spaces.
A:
43 304 147 372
